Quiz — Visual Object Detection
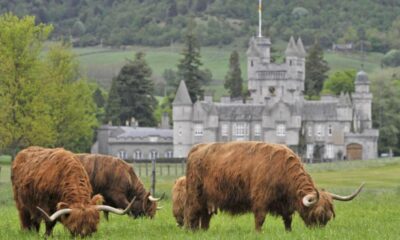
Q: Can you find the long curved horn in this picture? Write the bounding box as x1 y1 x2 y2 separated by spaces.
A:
96 196 136 215
156 206 163 210
36 207 72 222
329 183 365 201
302 191 319 207
148 192 165 202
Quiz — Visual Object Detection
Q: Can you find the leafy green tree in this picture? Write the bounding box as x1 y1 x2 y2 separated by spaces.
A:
388 16 400 49
322 70 356 96
72 20 86 37
0 14 54 158
224 50 243 98
0 14 98 156
109 52 157 127
372 76 400 155
305 41 330 98
105 77 122 125
177 20 211 102
381 50 400 68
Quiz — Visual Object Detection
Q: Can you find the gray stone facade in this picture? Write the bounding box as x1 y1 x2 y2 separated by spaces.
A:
173 36 379 161
93 117 173 160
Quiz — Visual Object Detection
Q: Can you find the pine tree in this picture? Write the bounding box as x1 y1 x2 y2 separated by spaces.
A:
224 50 243 98
105 78 121 125
305 41 330 98
177 20 211 102
107 52 157 127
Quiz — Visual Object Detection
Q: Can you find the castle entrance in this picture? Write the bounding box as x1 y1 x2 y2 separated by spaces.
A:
346 143 363 160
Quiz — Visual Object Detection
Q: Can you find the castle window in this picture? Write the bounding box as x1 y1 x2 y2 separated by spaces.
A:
289 60 293 66
194 124 203 136
133 150 143 160
344 125 350 133
221 124 228 137
164 150 173 158
306 144 314 159
233 123 249 136
251 60 254 67
276 124 286 137
325 145 334 159
307 126 312 137
316 124 324 137
149 150 159 160
117 150 128 160
328 125 333 136
254 124 261 137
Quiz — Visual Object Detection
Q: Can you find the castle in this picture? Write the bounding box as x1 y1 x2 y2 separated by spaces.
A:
172 35 379 162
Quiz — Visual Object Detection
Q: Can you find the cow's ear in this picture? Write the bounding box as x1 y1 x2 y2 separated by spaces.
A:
57 202 69 210
91 194 104 205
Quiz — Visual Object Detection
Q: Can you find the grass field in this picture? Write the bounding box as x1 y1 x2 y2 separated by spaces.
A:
74 45 385 99
1 158 399 239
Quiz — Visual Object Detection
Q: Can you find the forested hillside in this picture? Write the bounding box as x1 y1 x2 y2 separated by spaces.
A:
1 0 400 52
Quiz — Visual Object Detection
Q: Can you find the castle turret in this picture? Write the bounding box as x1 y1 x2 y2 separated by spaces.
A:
352 71 373 129
285 36 299 80
173 80 193 157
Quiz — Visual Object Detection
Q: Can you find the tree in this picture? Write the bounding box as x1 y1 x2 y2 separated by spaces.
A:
305 41 330 98
371 75 400 155
43 43 98 153
322 70 356 96
177 20 211 102
0 14 98 156
107 52 157 127
224 50 243 98
72 20 86 37
381 49 400 68
105 77 122 125
0 14 54 158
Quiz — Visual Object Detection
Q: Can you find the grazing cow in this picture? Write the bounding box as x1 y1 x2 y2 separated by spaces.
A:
172 176 217 228
172 176 186 226
184 142 364 232
76 154 163 219
12 147 135 237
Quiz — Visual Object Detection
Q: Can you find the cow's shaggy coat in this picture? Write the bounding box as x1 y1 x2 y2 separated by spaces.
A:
76 154 158 219
12 147 104 237
172 176 186 226
184 142 361 232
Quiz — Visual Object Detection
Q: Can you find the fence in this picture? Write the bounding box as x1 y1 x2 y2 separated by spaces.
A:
129 158 186 196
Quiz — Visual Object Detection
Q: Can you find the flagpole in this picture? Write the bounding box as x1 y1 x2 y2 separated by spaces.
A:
258 0 262 37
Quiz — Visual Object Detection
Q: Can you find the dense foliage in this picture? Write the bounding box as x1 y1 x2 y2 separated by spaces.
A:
105 52 158 127
322 70 356 96
305 42 330 98
0 13 98 156
224 50 243 98
2 0 400 50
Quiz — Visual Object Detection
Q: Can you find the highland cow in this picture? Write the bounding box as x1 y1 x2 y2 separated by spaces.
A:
172 176 186 226
184 142 364 232
76 154 163 219
12 147 135 237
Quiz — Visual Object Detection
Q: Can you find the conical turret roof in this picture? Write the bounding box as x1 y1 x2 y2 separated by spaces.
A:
173 80 192 105
296 38 306 57
285 36 298 56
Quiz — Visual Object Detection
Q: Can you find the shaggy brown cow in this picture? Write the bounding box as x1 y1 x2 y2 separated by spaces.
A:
76 154 163 219
184 142 364 232
172 176 186 226
12 147 135 237
172 176 217 227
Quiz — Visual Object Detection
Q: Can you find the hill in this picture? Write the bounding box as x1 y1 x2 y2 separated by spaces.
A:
75 44 384 99
1 0 400 52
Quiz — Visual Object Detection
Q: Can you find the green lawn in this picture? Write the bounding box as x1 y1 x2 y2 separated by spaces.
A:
1 158 399 239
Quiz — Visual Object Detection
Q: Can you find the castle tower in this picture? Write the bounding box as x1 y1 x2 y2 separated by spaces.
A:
172 80 193 157
352 71 373 130
284 37 306 102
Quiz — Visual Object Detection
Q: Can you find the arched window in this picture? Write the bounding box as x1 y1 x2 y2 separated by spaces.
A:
149 150 159 160
164 150 173 158
133 150 142 160
117 150 128 160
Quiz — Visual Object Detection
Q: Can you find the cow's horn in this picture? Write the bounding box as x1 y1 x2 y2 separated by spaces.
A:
96 196 136 215
36 207 72 222
302 191 319 207
329 183 365 201
156 206 163 210
149 192 165 202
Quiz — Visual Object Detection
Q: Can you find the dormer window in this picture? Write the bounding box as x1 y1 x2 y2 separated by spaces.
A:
276 124 286 137
194 124 203 136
